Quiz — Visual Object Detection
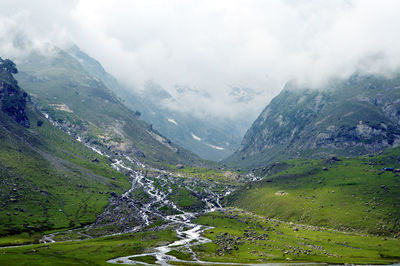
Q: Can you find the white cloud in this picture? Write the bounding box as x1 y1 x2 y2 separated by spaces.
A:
1 0 400 120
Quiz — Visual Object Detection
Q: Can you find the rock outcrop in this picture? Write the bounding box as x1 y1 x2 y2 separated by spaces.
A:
0 57 30 128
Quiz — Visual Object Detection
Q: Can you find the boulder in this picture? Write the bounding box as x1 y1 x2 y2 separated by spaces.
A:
176 164 184 169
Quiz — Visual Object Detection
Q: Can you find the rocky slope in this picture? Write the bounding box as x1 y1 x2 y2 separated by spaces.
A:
226 73 400 169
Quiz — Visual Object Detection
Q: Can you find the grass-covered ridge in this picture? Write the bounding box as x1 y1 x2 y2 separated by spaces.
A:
16 49 203 167
226 148 400 235
0 104 130 238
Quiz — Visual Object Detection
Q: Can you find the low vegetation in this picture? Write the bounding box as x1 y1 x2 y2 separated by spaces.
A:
226 148 400 235
0 106 130 239
0 229 177 265
193 208 400 264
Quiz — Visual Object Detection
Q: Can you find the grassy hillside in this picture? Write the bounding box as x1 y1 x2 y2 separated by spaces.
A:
0 104 130 237
226 148 400 235
15 49 202 166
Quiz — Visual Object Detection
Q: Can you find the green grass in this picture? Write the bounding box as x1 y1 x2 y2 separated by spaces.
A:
168 188 203 210
192 208 400 264
170 165 241 185
0 229 177 265
226 148 400 235
166 249 193 261
0 106 130 238
0 232 42 247
129 255 157 264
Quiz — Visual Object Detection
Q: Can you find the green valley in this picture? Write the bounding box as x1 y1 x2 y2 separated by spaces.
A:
2 2 400 262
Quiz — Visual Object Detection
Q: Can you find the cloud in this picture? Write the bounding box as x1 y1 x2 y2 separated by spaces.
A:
1 0 400 120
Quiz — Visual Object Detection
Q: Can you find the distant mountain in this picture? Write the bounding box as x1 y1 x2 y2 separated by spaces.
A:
226 73 400 169
0 59 131 235
67 46 248 161
15 47 201 167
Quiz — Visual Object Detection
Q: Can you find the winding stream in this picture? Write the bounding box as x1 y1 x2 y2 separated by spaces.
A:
38 117 315 265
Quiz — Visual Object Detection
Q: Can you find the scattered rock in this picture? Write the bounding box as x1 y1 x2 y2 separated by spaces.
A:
275 191 288 196
380 185 389 192
176 164 184 169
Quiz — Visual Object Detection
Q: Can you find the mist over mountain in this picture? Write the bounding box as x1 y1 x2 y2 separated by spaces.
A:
66 45 247 160
226 73 400 169
2 0 400 124
2 2 400 265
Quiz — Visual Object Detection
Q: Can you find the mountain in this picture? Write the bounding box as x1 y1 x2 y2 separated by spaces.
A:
226 73 400 169
0 59 131 236
66 46 247 161
14 47 202 167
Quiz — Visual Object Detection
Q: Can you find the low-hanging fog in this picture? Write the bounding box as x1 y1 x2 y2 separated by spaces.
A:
1 0 400 120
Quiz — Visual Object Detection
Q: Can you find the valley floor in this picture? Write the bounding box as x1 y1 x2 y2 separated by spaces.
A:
1 208 400 265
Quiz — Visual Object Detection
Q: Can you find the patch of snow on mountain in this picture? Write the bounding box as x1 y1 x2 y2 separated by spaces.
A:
167 118 178 125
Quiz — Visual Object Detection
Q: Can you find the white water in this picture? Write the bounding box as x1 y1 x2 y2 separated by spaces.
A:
35 112 323 265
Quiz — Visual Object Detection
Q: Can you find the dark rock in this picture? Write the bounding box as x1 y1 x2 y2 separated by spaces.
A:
92 158 100 163
380 185 389 191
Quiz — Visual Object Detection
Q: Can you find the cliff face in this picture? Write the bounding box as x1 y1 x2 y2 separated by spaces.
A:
0 58 29 128
226 74 400 169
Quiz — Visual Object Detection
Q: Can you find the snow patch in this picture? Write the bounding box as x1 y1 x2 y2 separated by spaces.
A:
206 144 224 150
167 118 178 125
191 133 201 141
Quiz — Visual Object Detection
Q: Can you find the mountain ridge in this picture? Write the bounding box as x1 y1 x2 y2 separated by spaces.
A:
226 73 400 169
14 48 202 167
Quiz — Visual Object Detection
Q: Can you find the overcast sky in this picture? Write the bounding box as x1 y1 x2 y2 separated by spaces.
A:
1 0 400 120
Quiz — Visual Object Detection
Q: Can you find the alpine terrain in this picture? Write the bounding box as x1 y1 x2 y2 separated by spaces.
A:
1 5 400 263
227 74 400 169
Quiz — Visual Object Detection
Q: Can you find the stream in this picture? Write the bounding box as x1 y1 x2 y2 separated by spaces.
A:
106 160 316 265
39 114 315 265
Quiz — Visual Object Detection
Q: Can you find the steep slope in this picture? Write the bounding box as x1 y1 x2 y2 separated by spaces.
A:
225 149 400 236
15 48 201 166
227 74 400 169
0 58 29 128
0 61 130 236
66 46 246 161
